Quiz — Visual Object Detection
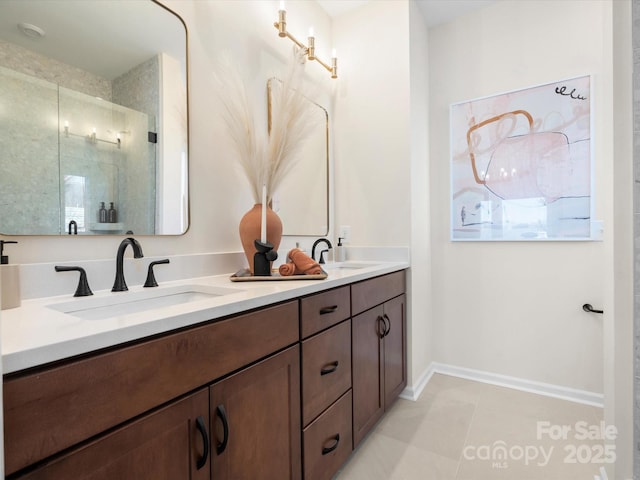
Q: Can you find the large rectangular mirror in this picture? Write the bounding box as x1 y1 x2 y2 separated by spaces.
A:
267 78 329 236
0 0 188 235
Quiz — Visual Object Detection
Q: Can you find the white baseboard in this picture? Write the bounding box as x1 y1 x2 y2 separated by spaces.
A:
401 362 604 408
399 363 436 401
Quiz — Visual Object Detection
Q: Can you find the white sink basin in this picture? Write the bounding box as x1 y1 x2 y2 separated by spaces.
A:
47 284 241 321
322 262 381 270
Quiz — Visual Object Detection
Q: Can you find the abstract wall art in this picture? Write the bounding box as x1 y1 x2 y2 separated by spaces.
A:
450 75 593 241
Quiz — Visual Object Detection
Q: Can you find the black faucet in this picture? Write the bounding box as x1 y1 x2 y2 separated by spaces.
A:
55 266 93 297
112 237 144 292
311 238 332 264
68 220 77 235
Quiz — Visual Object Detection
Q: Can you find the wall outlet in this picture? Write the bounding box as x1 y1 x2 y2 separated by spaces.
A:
339 225 351 243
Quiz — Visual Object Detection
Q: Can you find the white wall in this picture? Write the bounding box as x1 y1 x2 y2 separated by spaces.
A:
332 1 411 247
408 0 433 391
332 1 428 389
428 0 610 394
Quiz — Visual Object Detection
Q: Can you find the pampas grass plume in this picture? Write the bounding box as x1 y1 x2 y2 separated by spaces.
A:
215 48 316 204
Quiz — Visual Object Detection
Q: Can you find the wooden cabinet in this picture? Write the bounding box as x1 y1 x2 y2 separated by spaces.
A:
18 389 210 480
351 272 406 447
3 301 298 475
209 345 301 480
4 269 407 480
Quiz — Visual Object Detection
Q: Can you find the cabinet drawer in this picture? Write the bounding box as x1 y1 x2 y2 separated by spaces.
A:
4 301 299 475
351 270 405 316
300 286 350 339
303 390 353 480
301 320 351 426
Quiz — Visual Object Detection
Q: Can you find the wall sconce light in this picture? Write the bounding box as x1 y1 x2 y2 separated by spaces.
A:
274 2 337 79
61 122 121 148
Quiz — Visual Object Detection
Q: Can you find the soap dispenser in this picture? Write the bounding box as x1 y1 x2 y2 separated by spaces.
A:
0 240 21 310
99 202 107 223
336 237 346 262
108 202 117 223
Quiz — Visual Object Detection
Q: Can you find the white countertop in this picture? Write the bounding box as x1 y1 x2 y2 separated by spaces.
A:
1 261 408 374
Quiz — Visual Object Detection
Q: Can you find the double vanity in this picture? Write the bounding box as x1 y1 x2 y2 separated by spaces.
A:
2 261 407 479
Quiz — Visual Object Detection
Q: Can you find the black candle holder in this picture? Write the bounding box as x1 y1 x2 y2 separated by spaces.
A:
253 239 278 276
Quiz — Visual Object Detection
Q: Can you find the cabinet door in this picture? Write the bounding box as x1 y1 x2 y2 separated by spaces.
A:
351 305 384 447
210 345 301 480
17 389 210 480
383 294 406 407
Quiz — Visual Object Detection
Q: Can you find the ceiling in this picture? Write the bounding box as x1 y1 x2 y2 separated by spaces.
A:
0 1 185 80
317 0 496 27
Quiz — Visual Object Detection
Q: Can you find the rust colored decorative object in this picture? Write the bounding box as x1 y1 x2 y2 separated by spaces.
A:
239 204 282 274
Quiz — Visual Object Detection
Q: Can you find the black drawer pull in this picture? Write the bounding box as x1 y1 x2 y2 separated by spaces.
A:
216 404 229 455
320 361 339 376
195 415 209 469
376 316 386 338
382 314 391 337
322 434 340 455
319 305 338 315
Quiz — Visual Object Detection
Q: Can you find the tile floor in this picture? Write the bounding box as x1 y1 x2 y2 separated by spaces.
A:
335 374 608 480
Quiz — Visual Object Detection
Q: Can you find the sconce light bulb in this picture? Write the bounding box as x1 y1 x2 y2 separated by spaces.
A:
92 127 96 134
279 0 285 11
332 48 337 58
64 120 69 128
277 7 287 36
308 26 314 37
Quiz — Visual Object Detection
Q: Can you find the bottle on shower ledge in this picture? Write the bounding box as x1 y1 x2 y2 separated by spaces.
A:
99 202 107 223
108 202 117 223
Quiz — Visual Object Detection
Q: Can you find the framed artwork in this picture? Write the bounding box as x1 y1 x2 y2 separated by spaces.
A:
450 75 593 241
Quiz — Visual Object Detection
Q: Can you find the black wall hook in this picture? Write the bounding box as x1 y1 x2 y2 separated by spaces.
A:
582 304 603 314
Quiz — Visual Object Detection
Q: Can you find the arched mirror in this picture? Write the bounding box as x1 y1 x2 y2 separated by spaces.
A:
0 0 188 235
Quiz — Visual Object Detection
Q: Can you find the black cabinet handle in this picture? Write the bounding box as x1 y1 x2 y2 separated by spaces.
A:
195 415 209 469
320 361 339 376
216 404 229 455
376 316 386 339
582 304 603 314
383 314 391 337
322 434 340 455
319 305 338 315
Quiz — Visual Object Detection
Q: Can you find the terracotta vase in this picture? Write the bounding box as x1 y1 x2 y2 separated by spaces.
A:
239 204 283 274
